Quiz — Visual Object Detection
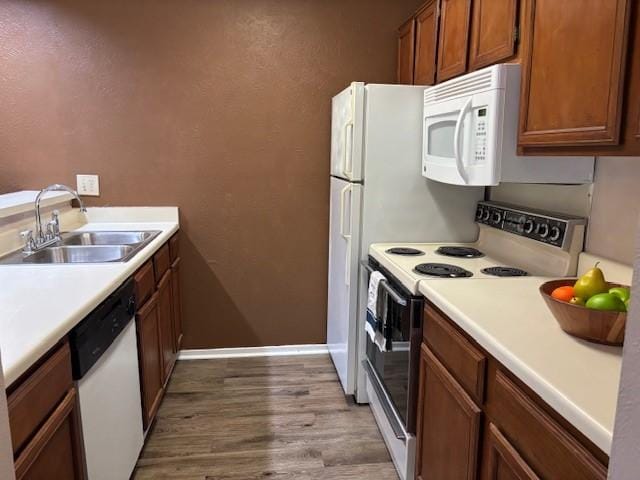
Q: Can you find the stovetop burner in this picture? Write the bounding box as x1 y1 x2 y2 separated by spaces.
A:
481 267 529 277
386 247 425 256
414 263 473 278
436 246 485 258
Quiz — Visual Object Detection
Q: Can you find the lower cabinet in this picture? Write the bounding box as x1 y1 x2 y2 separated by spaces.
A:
134 232 183 430
171 257 183 351
8 342 86 480
158 270 176 384
136 292 164 429
484 423 540 480
415 344 481 480
416 302 608 480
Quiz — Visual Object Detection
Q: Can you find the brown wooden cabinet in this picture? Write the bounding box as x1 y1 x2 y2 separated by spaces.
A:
484 423 540 480
7 342 86 480
134 232 183 429
414 1 439 85
468 0 519 70
415 344 481 480
136 291 164 429
417 302 609 480
436 0 472 82
518 0 631 147
158 270 176 385
399 0 520 86
397 18 416 84
171 257 183 351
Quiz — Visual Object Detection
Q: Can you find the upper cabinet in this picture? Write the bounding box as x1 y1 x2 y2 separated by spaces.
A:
398 0 519 85
414 1 439 85
436 0 472 82
518 0 632 147
468 0 519 71
397 18 416 84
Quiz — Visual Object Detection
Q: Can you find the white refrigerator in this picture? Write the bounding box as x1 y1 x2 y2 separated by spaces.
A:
327 83 484 402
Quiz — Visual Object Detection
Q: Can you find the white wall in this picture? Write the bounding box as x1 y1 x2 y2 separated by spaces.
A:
608 223 640 479
0 355 15 480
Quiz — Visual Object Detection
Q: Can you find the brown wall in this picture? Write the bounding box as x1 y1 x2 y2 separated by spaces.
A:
0 0 422 348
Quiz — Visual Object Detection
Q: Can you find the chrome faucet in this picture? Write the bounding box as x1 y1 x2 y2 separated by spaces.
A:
21 184 88 253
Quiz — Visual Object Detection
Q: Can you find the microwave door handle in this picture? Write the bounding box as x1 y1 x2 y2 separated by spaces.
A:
454 98 473 184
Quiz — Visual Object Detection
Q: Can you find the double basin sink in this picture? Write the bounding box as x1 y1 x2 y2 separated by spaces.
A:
0 231 161 264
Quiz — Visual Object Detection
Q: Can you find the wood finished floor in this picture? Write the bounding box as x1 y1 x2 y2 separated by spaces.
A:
133 354 399 479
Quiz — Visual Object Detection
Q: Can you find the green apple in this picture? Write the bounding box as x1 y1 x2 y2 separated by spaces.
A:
609 287 631 303
585 293 627 312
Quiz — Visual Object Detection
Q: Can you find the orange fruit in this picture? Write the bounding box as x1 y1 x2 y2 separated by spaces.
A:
551 286 575 302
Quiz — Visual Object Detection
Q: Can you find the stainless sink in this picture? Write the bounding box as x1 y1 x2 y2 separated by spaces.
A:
21 245 137 264
0 230 162 264
60 231 160 246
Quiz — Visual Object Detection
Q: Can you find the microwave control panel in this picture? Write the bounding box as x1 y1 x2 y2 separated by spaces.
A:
475 201 586 251
473 108 488 165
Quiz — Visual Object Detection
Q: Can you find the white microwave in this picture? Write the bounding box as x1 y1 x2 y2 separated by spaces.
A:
422 64 594 186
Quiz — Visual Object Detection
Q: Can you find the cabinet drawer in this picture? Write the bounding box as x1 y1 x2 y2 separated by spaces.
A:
488 369 607 479
153 243 171 282
134 261 155 307
423 305 486 404
169 233 179 263
8 342 73 455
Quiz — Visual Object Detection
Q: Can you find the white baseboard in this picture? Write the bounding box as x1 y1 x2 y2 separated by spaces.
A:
178 344 328 360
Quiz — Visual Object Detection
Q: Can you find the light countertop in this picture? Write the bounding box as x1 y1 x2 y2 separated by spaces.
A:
419 276 622 454
0 207 179 387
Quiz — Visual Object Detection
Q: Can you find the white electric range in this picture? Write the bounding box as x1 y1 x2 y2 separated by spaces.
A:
363 201 587 480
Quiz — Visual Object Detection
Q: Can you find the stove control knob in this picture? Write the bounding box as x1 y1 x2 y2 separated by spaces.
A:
476 206 484 221
550 226 562 242
538 223 550 238
482 209 491 221
491 211 502 225
524 219 535 234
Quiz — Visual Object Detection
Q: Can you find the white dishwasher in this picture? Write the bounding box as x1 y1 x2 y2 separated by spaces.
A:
69 278 144 480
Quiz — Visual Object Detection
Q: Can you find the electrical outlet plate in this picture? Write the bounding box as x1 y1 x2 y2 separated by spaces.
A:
76 174 100 196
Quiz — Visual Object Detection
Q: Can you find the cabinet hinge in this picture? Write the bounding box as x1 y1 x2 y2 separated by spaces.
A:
513 26 520 45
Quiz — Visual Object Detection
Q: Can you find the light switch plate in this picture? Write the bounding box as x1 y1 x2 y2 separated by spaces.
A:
76 174 100 196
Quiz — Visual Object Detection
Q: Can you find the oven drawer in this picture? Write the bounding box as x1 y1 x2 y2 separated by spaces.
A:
423 304 486 405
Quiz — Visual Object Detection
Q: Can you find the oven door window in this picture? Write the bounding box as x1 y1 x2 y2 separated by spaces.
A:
366 298 411 427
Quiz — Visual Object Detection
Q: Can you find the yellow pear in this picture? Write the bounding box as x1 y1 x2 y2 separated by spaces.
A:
574 262 608 300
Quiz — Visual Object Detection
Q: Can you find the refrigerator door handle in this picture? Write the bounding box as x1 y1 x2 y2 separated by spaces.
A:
342 122 354 179
339 184 353 286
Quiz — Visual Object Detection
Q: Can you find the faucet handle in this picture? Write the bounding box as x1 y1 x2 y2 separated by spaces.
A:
20 230 34 253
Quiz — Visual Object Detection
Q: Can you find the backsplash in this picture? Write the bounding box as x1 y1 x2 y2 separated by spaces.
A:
489 156 640 265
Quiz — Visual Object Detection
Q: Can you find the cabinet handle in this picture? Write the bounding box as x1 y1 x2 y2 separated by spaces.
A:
14 388 77 479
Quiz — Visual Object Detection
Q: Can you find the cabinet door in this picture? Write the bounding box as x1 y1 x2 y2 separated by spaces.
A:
415 344 481 480
136 292 164 429
518 0 631 146
171 257 183 351
158 270 176 385
484 423 540 480
414 1 439 85
468 0 518 70
436 0 472 82
397 17 416 84
14 389 85 480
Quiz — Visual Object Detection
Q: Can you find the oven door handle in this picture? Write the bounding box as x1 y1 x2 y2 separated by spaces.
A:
361 261 408 307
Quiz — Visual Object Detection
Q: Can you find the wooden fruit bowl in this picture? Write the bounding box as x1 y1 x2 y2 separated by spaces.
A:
539 279 627 346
